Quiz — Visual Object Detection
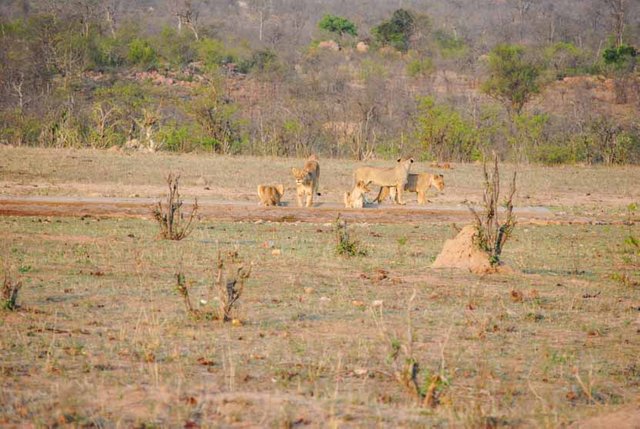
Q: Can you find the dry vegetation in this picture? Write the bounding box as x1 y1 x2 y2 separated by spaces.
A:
0 148 639 427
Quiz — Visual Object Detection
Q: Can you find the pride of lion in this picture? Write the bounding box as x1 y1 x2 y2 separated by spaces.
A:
256 154 445 208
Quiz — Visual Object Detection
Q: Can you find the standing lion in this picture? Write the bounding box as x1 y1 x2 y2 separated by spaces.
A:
291 154 320 207
353 157 414 205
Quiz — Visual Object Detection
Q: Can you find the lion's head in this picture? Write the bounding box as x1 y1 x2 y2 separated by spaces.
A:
431 174 445 191
291 167 312 186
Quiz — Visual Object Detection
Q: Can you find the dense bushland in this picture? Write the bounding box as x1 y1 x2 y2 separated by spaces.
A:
1 1 639 163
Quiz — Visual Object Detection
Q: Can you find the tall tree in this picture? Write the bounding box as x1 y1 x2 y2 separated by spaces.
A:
604 0 628 47
481 44 541 115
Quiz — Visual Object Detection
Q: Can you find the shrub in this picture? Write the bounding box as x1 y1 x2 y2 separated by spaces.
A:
335 215 367 257
415 96 479 162
127 38 157 69
153 173 199 240
406 57 434 78
2 271 22 311
467 156 516 266
434 30 468 59
175 251 252 323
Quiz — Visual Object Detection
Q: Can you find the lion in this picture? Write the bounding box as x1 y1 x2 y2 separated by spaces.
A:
353 157 414 205
257 184 285 206
376 173 445 205
291 154 320 207
344 180 371 208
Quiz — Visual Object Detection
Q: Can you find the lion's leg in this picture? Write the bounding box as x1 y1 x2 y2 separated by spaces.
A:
374 187 383 203
376 186 390 203
389 186 398 203
417 190 426 205
306 190 313 207
344 192 351 208
296 187 304 207
396 185 406 205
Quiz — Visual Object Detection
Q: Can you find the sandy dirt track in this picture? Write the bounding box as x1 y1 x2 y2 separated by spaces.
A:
0 195 614 225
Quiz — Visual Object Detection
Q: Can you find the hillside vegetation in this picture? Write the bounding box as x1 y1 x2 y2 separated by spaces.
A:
1 0 639 163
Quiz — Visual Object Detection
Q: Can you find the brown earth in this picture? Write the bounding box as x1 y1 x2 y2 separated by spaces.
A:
0 195 594 225
432 225 510 274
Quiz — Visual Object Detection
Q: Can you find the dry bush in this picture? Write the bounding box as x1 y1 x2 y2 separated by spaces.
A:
153 173 199 240
373 291 449 408
214 251 252 322
175 251 252 322
467 155 517 266
2 271 22 311
334 215 367 257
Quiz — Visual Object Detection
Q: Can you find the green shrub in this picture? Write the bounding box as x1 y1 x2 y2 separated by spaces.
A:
127 38 157 69
157 26 197 67
237 49 278 74
197 37 233 70
533 144 577 165
415 96 479 161
158 124 192 152
406 57 434 77
434 30 468 59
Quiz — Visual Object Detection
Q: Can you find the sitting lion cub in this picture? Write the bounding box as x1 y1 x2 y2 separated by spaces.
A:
344 180 371 208
291 154 320 207
257 184 285 206
376 173 445 205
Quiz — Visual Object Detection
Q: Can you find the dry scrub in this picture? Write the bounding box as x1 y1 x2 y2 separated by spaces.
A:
468 156 517 266
153 173 199 240
176 251 251 322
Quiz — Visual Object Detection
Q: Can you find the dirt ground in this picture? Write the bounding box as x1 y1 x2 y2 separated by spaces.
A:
1 146 639 225
1 147 639 428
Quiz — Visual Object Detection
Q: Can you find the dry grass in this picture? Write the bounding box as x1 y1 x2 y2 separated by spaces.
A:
0 147 639 426
0 213 638 427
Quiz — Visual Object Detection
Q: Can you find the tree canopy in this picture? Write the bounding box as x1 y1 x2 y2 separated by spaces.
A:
482 44 541 115
372 9 415 52
318 14 357 37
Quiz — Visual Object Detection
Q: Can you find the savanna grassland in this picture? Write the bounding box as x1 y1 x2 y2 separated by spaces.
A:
1 147 639 427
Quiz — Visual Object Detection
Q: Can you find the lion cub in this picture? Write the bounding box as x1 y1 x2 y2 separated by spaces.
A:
344 180 371 208
291 154 320 207
257 184 285 206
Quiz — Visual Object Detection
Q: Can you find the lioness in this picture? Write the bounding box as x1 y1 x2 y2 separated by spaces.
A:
257 184 285 206
353 157 414 205
344 180 371 208
376 173 445 205
291 154 320 207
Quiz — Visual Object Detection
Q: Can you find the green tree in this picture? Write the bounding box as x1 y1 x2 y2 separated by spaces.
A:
482 44 541 115
603 44 637 71
373 9 415 52
318 14 357 37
